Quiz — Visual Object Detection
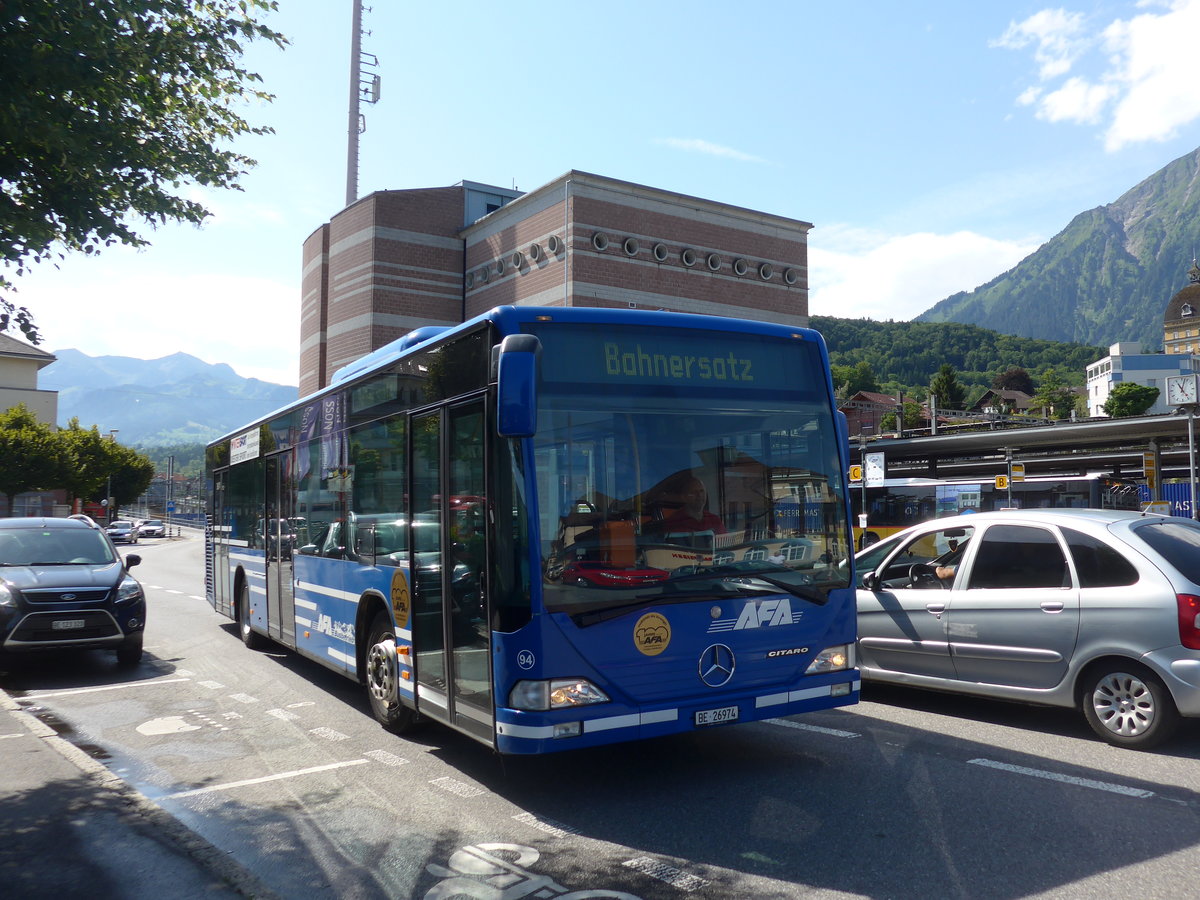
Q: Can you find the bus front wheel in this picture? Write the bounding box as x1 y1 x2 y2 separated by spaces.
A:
238 581 267 650
365 611 420 734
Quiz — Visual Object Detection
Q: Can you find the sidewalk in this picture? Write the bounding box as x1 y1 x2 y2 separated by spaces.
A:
0 689 278 899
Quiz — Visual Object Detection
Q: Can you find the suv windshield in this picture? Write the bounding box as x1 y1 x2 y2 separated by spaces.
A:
530 322 852 619
0 526 116 566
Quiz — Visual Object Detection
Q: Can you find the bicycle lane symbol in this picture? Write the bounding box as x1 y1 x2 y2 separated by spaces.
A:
424 842 642 900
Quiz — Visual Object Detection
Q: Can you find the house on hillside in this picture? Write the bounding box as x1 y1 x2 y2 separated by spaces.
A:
0 334 65 516
969 389 1035 416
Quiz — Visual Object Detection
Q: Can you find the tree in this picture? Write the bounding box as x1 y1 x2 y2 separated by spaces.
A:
108 444 156 513
0 404 68 513
1103 382 1160 418
831 361 881 399
880 400 925 433
1032 370 1080 420
992 366 1034 395
58 419 113 507
928 364 966 411
0 1 287 342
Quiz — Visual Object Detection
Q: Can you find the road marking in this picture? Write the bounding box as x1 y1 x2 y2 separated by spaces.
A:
430 776 485 798
765 717 861 738
968 759 1155 798
27 678 192 699
512 812 580 838
0 733 27 740
228 692 259 704
163 759 370 799
266 708 300 721
138 716 202 735
309 726 350 742
365 749 409 767
622 856 709 892
198 680 225 690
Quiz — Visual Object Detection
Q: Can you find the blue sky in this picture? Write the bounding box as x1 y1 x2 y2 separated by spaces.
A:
17 0 1200 385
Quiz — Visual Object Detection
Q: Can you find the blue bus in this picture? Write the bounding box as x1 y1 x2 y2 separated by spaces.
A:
205 306 859 754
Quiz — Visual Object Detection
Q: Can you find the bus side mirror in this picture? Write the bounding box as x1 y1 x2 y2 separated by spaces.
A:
495 334 541 438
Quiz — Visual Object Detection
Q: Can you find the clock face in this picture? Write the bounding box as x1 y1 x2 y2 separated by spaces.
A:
1168 375 1198 404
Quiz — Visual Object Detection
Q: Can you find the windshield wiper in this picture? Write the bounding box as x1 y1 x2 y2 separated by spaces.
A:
664 567 832 606
569 590 746 627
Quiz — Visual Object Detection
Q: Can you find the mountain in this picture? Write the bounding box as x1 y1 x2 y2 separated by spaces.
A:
39 350 297 446
917 146 1200 349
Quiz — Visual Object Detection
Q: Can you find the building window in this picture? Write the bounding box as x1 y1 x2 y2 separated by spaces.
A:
1183 303 1194 317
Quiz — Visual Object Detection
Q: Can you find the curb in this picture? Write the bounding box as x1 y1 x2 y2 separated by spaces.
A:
1 689 280 899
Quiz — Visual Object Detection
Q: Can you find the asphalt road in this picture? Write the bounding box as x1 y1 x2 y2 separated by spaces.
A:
3 531 1199 899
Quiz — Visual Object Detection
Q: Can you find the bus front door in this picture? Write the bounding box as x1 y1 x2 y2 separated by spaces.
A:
411 401 494 744
264 453 297 646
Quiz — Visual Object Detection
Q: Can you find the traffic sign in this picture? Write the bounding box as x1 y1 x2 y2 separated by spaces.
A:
849 465 863 482
1143 451 1158 491
995 475 1009 489
1010 462 1025 482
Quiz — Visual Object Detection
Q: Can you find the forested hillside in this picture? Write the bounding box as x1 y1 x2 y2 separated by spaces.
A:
811 316 1105 400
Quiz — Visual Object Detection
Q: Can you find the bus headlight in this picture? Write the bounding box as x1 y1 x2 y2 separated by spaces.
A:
805 644 853 674
509 679 610 711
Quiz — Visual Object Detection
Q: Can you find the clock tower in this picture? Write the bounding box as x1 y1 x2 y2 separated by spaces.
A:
1163 259 1200 355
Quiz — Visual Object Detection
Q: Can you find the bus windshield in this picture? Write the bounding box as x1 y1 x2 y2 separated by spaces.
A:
531 324 851 619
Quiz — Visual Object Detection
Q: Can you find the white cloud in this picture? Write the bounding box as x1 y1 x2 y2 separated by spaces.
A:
808 228 1041 322
996 0 1200 150
991 8 1088 79
1036 76 1116 124
653 138 767 164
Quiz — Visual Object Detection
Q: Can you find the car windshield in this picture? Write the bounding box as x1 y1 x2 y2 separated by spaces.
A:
529 322 853 619
0 527 117 566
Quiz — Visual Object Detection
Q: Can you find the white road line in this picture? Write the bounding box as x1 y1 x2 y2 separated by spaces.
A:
163 759 370 799
765 717 861 739
430 776 485 798
622 856 709 892
309 726 350 742
266 708 300 721
365 749 409 767
228 693 259 704
968 758 1155 798
197 681 225 690
512 812 580 837
27 678 192 699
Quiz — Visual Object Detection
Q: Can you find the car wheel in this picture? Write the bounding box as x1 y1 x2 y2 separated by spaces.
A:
238 581 267 650
364 611 420 733
116 641 143 667
1082 665 1180 750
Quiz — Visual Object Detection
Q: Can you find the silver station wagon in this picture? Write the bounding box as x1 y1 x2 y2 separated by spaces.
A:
853 508 1200 750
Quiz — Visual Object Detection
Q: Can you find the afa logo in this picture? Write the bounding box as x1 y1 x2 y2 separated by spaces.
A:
316 614 354 644
634 612 671 656
708 598 802 633
390 569 411 630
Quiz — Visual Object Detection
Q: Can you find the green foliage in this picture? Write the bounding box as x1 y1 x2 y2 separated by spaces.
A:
813 316 1104 401
928 364 966 410
1030 370 1079 420
0 404 68 506
993 366 1034 394
1103 382 1160 418
0 0 287 342
831 361 881 399
139 443 206 478
880 400 925 432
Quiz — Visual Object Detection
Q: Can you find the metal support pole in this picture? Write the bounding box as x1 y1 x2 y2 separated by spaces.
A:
1189 407 1198 520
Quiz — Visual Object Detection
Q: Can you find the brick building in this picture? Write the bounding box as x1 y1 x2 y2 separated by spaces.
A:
300 170 811 394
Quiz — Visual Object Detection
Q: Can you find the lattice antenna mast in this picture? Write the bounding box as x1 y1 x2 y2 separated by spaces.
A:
346 0 381 208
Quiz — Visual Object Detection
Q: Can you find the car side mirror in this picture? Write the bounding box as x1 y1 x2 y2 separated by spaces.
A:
125 554 142 569
861 570 880 591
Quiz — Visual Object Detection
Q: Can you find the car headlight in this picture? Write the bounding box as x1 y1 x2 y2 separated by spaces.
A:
508 678 610 711
805 644 853 674
0 583 13 608
116 577 144 603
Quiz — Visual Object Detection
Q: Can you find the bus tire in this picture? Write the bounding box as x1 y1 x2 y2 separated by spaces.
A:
366 611 420 734
238 580 267 650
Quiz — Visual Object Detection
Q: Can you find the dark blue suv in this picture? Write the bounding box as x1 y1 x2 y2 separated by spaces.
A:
0 517 146 667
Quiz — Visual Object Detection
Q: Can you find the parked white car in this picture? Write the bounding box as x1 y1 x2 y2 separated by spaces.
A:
853 508 1200 750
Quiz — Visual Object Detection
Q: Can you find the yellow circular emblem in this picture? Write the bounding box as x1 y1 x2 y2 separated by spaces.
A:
634 612 671 657
390 570 411 630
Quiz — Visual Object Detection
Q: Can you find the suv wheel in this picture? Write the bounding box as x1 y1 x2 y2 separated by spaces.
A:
116 641 143 667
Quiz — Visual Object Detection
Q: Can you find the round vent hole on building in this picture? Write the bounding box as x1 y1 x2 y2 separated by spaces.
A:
707 253 721 272
592 232 609 251
681 248 697 267
653 243 668 262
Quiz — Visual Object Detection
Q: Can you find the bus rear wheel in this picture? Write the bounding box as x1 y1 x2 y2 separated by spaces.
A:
365 611 420 734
